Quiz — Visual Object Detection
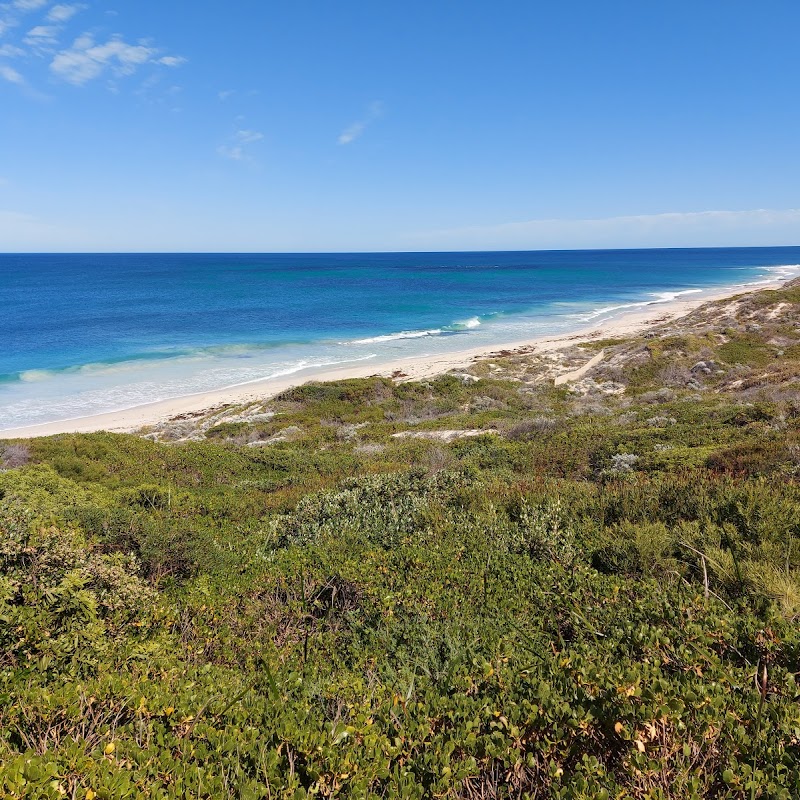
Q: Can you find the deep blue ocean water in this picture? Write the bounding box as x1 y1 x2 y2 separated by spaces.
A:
2 247 799 429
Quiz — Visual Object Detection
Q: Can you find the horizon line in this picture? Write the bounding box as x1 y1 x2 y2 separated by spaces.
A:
2 243 800 256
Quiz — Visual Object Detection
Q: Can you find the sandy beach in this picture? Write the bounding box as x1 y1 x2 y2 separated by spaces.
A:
0 280 781 440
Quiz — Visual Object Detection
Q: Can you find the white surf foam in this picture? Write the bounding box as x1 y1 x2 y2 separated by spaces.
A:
763 264 800 281
567 288 707 323
449 316 482 330
348 314 486 345
232 353 379 385
649 289 704 302
349 328 443 345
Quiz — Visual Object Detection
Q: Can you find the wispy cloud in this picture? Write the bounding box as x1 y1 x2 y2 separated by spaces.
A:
0 64 24 84
411 209 800 250
50 33 185 86
0 1 181 98
24 24 60 49
235 129 263 144
24 24 58 39
217 88 259 102
13 0 48 10
51 35 155 84
217 128 265 162
217 145 244 161
157 55 186 67
46 3 84 23
0 2 87 66
337 100 384 145
0 44 25 58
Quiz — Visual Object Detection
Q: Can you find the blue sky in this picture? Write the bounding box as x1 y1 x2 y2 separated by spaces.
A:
1 0 799 252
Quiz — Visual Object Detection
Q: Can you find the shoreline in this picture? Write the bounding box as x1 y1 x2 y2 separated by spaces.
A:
0 280 784 440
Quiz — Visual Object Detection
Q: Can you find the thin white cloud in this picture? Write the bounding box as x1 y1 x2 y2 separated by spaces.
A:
24 24 59 46
218 89 234 101
0 64 24 84
217 145 244 161
338 121 365 146
50 33 185 85
337 100 384 145
0 44 25 57
157 55 186 67
46 3 84 22
13 0 48 10
412 209 800 250
51 35 153 84
235 129 263 143
26 25 58 36
217 126 264 162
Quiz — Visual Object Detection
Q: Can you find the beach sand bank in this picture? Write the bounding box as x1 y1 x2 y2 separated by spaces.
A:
0 281 780 439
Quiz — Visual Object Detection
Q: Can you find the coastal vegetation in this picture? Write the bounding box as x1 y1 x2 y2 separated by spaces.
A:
2 283 800 798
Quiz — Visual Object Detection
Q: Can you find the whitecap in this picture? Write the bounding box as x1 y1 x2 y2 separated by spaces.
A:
448 316 482 330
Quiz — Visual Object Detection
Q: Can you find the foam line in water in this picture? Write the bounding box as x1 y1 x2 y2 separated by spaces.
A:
200 353 379 389
570 301 648 322
349 329 443 345
649 289 704 302
348 314 487 345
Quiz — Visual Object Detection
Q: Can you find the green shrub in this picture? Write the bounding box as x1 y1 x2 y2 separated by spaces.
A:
0 497 154 676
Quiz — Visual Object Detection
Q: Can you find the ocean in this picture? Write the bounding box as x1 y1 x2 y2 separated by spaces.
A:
2 247 799 430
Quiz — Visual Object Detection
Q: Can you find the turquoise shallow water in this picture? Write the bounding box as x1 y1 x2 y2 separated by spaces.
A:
2 247 799 429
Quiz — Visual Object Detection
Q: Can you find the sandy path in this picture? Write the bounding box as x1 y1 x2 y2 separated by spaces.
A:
554 349 606 386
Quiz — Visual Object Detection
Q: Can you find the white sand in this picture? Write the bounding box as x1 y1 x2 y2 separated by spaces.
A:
0 282 777 440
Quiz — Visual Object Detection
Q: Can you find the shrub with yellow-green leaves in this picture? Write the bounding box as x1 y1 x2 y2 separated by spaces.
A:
0 495 154 677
